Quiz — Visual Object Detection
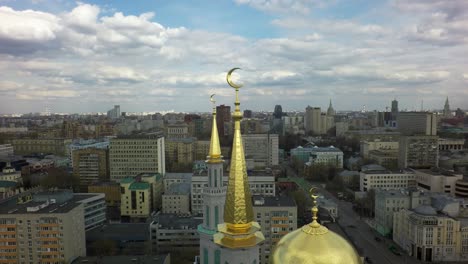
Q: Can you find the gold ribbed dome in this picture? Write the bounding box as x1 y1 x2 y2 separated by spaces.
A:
271 191 362 264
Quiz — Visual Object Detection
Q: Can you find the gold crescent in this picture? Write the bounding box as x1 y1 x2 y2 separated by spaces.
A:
210 94 215 103
226 68 243 89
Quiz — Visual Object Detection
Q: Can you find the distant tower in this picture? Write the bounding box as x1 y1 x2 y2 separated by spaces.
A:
443 97 451 117
391 99 398 120
327 99 336 116
273 105 283 119
198 96 226 264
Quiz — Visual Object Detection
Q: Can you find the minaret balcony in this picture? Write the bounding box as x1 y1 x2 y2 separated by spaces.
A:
202 187 226 195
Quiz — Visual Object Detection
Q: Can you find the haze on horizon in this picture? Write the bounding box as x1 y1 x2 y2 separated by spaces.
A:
0 0 467 114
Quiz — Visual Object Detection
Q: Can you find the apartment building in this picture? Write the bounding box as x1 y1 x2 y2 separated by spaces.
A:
399 135 439 169
0 192 87 264
242 134 279 168
253 196 297 264
72 148 109 188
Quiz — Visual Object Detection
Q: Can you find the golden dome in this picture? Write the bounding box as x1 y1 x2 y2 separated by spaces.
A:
271 191 362 264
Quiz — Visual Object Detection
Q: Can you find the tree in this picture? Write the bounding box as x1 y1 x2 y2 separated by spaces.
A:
89 239 118 256
290 189 311 222
40 167 79 191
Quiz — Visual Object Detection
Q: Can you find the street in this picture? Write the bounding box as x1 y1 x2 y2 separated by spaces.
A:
281 162 422 264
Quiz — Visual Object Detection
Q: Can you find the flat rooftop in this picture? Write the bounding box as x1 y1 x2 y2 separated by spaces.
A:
72 255 169 264
252 195 296 207
86 223 150 241
152 214 202 229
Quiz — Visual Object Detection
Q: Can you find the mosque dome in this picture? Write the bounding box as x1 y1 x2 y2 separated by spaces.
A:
272 194 362 264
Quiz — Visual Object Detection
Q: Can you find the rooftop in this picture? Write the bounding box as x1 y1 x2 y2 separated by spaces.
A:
129 182 150 190
252 195 296 207
164 172 192 180
310 146 343 153
72 255 169 264
415 168 460 177
166 183 191 195
86 223 150 241
152 213 202 229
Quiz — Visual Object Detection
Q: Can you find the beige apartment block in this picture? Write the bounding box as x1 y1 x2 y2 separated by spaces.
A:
253 196 297 264
109 133 165 181
72 148 108 187
0 194 86 264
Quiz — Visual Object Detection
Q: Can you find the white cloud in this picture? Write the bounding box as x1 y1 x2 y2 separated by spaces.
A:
234 0 332 14
0 6 61 43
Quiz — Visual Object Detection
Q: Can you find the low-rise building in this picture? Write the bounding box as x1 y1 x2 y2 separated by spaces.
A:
253 196 297 264
439 138 465 151
375 189 430 236
361 140 399 158
163 172 192 191
120 173 163 221
75 193 107 231
360 165 416 192
162 183 191 214
88 181 121 206
150 214 202 255
0 164 22 183
414 169 464 196
305 146 343 168
8 138 71 156
368 150 399 169
0 144 13 159
317 197 338 220
393 196 468 262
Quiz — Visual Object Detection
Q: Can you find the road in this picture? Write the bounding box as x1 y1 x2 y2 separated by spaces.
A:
282 162 422 264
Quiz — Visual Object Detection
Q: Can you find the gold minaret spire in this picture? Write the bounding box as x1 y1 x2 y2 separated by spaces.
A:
207 94 222 163
214 68 264 249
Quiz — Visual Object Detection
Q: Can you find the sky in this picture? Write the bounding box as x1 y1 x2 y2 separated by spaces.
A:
0 0 467 114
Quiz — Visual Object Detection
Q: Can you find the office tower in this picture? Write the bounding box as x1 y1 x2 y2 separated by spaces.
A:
305 106 321 135
399 135 439 169
213 83 264 263
397 112 437 136
391 99 398 120
198 102 227 264
359 165 416 191
109 133 165 181
242 134 279 168
72 148 109 189
8 138 71 156
216 104 231 137
273 105 283 119
107 105 121 119
243 110 253 118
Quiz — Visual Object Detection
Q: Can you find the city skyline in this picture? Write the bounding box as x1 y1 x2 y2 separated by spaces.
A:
1 0 468 113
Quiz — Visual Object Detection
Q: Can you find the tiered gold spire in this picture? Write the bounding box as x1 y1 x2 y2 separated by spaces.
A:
214 68 264 249
207 94 222 163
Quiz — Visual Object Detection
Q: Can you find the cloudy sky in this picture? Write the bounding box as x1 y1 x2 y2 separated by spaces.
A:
0 0 467 114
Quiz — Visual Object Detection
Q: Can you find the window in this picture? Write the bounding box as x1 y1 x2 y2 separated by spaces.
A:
215 206 219 227
206 206 210 227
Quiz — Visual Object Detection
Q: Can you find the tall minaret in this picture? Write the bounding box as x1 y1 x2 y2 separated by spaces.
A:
198 95 227 264
443 96 451 117
214 68 265 263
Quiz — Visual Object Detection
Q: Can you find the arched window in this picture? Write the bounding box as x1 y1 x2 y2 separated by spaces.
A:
215 249 221 264
214 169 217 186
215 206 219 227
206 206 210 226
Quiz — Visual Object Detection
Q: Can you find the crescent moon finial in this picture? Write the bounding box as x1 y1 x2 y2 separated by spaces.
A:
227 68 243 89
210 94 216 106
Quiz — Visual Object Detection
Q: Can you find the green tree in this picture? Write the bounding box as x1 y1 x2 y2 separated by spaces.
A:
89 239 118 256
40 167 79 191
